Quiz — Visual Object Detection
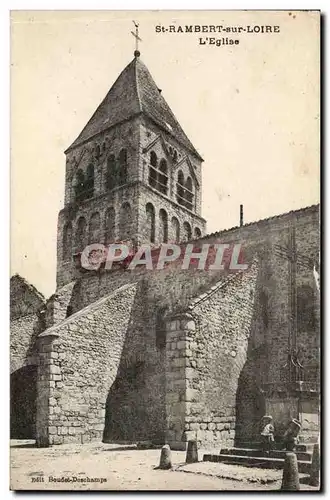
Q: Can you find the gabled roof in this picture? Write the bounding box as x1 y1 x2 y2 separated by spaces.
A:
66 54 202 160
10 274 45 319
39 283 137 338
175 154 200 188
10 274 45 304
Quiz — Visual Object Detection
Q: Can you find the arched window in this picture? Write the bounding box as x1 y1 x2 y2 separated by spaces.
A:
89 212 100 244
106 154 117 190
83 164 94 199
118 149 128 186
86 164 94 177
171 217 180 243
194 227 202 239
75 216 87 253
146 203 155 243
95 145 100 158
150 151 157 167
105 207 116 245
119 202 132 241
74 164 94 203
183 221 192 242
297 285 316 332
62 222 72 261
185 177 194 211
74 169 85 203
177 170 185 206
159 209 168 243
149 166 157 189
159 159 168 195
148 152 169 196
149 151 158 189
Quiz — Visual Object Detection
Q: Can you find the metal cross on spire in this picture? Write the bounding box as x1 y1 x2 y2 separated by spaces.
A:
131 21 142 57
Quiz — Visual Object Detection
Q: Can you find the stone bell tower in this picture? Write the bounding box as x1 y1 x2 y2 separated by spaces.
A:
56 48 206 287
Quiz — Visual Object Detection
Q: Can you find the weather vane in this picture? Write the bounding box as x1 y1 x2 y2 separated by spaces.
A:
131 21 142 56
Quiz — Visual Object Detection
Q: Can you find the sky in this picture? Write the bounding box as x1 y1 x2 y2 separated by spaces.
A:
10 10 320 297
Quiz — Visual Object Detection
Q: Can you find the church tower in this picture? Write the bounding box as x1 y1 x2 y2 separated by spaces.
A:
57 49 206 287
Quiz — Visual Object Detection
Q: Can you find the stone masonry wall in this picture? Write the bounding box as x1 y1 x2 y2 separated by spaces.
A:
64 118 141 205
165 263 258 450
137 183 205 245
139 117 203 221
10 275 45 373
103 279 167 443
58 112 205 287
10 275 45 320
199 205 320 385
57 182 141 287
48 204 319 446
51 266 234 445
58 116 141 287
44 281 76 328
36 283 138 446
11 314 41 373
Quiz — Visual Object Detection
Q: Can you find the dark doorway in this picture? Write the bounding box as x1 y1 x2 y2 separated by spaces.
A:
10 365 37 439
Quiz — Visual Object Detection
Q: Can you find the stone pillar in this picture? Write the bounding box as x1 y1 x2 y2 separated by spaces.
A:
36 333 61 446
165 312 196 450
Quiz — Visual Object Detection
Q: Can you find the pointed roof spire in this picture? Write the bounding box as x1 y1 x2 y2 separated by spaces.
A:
65 53 202 161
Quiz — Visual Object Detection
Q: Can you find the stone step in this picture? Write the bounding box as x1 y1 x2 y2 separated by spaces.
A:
220 447 311 462
235 440 315 453
203 453 311 474
296 443 315 452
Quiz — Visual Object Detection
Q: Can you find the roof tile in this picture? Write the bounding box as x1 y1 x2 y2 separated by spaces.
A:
67 56 202 159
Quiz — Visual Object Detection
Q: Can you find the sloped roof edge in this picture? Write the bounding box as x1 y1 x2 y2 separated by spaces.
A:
10 274 45 303
39 282 137 338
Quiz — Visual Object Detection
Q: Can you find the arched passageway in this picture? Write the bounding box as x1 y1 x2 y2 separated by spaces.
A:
10 365 37 439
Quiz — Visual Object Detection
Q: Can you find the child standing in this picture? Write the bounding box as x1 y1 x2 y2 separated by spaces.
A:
260 415 275 455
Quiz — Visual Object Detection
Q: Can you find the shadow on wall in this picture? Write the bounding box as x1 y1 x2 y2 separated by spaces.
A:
26 309 46 359
102 281 166 444
64 279 83 319
103 360 145 442
10 365 37 439
235 266 271 445
234 344 266 445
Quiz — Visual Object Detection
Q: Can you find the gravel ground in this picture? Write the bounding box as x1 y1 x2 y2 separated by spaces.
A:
178 461 283 484
10 440 319 492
